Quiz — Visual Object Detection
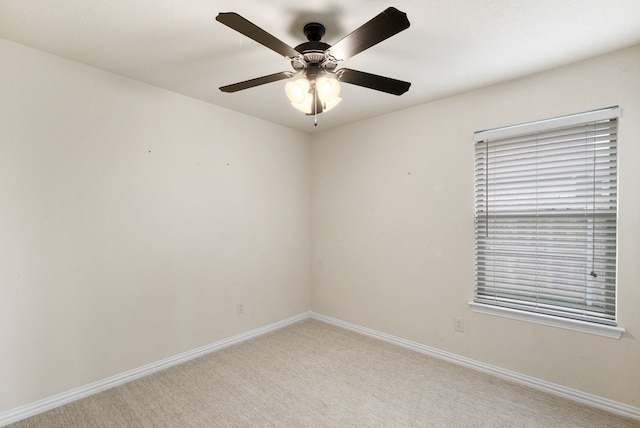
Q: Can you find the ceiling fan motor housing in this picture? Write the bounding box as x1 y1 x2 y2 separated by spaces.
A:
291 22 338 76
291 49 337 73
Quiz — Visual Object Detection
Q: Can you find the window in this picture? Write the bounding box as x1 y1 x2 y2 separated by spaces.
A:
471 107 624 338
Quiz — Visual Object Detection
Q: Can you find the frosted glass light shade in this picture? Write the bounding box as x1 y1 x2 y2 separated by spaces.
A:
316 76 340 104
290 92 314 114
285 78 310 104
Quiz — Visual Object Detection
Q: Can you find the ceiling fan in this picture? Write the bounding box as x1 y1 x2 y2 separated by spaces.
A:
216 7 411 125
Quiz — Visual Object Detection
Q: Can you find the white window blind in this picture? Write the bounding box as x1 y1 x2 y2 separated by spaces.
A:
474 107 619 326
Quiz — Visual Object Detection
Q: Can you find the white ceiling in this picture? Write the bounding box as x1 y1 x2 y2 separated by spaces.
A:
2 1 640 133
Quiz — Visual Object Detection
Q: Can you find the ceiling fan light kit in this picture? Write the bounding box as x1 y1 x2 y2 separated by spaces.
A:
216 7 411 126
286 74 342 115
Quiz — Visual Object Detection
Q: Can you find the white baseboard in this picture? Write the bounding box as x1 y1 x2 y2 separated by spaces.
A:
310 312 640 421
3 310 638 426
0 311 311 427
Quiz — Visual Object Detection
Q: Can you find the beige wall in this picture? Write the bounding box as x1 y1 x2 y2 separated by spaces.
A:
2 35 639 414
0 40 311 412
311 45 640 407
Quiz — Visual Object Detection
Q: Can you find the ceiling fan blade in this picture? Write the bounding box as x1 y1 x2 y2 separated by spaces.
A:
337 68 411 95
216 12 300 58
328 7 410 61
219 71 293 93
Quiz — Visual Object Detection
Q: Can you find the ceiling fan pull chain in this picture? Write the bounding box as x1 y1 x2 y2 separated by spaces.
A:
314 89 318 126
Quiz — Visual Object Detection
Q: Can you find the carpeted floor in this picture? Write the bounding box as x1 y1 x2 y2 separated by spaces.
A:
8 319 639 427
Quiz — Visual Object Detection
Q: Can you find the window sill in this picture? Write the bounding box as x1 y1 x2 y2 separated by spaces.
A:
468 302 625 339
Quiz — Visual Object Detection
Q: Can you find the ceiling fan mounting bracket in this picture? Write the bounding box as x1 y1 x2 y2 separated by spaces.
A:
303 22 325 42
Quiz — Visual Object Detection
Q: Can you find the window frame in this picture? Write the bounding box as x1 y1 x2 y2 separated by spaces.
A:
470 107 625 339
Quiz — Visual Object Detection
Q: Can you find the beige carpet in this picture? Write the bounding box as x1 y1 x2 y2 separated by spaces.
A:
9 319 639 427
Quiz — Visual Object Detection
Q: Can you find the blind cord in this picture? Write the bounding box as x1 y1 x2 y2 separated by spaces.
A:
590 123 598 278
485 139 489 238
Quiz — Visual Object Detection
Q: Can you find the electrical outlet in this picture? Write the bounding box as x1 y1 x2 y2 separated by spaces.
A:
237 303 244 315
454 318 464 332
